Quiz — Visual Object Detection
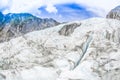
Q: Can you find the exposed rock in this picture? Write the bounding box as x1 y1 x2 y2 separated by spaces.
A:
106 6 120 20
58 23 81 36
0 18 120 80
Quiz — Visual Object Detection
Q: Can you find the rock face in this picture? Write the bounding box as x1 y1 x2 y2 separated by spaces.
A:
0 18 120 80
58 23 81 36
106 6 120 20
0 12 60 42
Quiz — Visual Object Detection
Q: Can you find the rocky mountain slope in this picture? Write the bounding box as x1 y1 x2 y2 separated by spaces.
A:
106 6 120 20
0 18 120 80
0 12 60 42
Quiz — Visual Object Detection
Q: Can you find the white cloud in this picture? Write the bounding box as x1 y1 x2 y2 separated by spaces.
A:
0 0 10 10
0 0 9 7
75 0 120 17
3 0 44 14
0 0 120 17
45 4 57 13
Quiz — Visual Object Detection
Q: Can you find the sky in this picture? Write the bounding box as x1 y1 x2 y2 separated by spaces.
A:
0 0 120 22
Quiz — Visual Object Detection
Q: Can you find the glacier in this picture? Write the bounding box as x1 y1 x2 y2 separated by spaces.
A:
0 18 120 80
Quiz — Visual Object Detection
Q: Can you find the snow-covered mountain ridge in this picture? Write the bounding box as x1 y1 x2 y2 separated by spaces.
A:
107 6 120 20
0 12 60 42
0 18 120 80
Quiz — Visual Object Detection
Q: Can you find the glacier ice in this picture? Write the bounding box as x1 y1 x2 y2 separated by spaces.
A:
0 18 120 80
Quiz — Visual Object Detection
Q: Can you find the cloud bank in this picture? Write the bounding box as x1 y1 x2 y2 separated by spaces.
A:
0 0 120 21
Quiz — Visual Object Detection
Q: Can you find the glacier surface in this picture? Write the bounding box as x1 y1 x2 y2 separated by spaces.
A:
0 18 120 80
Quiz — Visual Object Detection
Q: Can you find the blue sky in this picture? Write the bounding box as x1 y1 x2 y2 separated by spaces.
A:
38 3 98 22
0 0 120 22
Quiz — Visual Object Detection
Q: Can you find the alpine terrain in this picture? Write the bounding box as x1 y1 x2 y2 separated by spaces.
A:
0 17 120 80
0 12 60 42
0 4 120 80
107 6 120 20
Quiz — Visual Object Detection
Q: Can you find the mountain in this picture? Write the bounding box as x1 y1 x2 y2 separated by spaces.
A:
0 18 120 80
0 12 4 28
106 6 120 20
0 12 60 42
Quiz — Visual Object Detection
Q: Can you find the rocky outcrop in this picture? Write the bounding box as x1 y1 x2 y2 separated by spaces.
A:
58 23 81 36
0 12 60 42
0 18 120 80
106 6 120 20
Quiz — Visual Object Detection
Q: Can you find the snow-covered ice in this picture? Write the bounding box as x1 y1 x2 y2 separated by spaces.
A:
0 18 120 80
